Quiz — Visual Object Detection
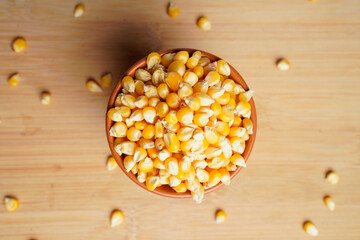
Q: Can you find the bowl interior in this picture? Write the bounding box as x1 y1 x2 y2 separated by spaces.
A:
106 48 257 198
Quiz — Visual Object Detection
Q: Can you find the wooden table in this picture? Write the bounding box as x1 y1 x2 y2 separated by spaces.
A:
0 0 359 239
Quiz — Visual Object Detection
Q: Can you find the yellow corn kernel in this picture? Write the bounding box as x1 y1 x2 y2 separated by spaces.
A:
219 105 234 122
219 167 231 185
106 156 118 171
148 97 160 108
7 73 20 87
135 80 145 95
235 101 251 117
144 85 159 99
182 72 198 87
159 176 170 185
12 37 27 52
196 168 210 183
129 109 143 122
153 157 165 169
138 157 154 173
152 68 165 86
193 113 210 127
184 97 201 111
123 155 136 172
122 76 135 92
134 147 147 162
119 141 137 155
165 93 180 109
192 66 204 78
179 157 191 173
191 50 201 59
133 96 148 109
208 170 221 187
155 121 164 138
109 122 127 138
325 170 339 184
113 107 129 119
207 86 225 99
173 183 187 193
241 131 249 141
147 147 159 159
39 91 51 105
165 72 182 92
163 121 181 132
161 53 175 67
214 122 229 136
232 116 242 127
216 92 230 105
191 128 204 140
142 125 155 139
110 210 124 227
191 185 204 203
192 160 207 169
208 153 228 169
138 137 155 149
174 51 189 65
229 127 246 138
180 139 194 153
131 163 138 174
239 89 254 102
193 92 215 106
100 73 112 87
323 196 335 211
198 57 210 67
86 79 102 92
197 16 211 30
157 83 170 99
127 127 142 142
215 210 227 224
228 98 236 110
146 175 160 191
164 132 180 153
203 62 217 76
146 52 161 69
186 56 199 69
4 196 19 212
121 94 136 109
222 79 235 92
303 221 319 236
169 175 181 187
205 147 222 158
164 110 178 124
177 127 195 142
217 60 231 76
134 120 147 130
165 157 179 175
193 81 208 93
158 149 171 161
137 170 146 183
168 61 186 77
204 126 220 144
153 139 164 152
209 102 221 117
176 107 194 125
242 118 253 134
143 106 156 124
178 82 193 99
226 163 237 172
205 71 220 86
276 58 290 71
155 102 169 118
73 3 85 18
234 83 245 94
230 136 245 154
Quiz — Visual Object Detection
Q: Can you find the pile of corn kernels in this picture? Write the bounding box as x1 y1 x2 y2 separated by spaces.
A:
107 50 254 203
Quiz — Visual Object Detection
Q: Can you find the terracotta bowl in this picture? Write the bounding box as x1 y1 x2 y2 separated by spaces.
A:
106 48 257 199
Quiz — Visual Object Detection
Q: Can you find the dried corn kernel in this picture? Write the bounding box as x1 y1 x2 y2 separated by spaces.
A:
168 61 186 76
205 71 220 86
121 94 136 109
161 53 175 67
129 109 143 121
127 127 142 142
217 60 231 76
147 147 158 159
177 127 195 142
155 121 164 138
148 97 160 108
134 96 148 109
303 221 318 236
208 86 225 99
144 85 159 98
165 157 179 175
74 3 85 18
217 92 230 105
239 90 254 102
174 51 189 65
276 58 290 71
167 2 180 18
198 57 210 67
183 71 198 87
86 79 102 92
192 66 204 78
197 16 211 30
12 37 27 52
158 83 170 99
109 122 127 138
147 52 161 70
173 183 187 192
122 76 135 92
178 82 193 99
164 132 180 152
155 102 169 117
152 68 165 86
100 73 112 87
131 164 138 174
154 157 165 169
4 196 19 212
142 125 155 139
135 80 145 95
134 147 147 162
41 91 51 105
110 210 124 227
222 79 235 92
323 196 335 211
325 170 339 184
8 73 20 87
124 155 136 172
196 169 210 182
165 110 178 124
219 168 230 185
106 156 118 170
135 120 147 130
143 106 156 123
204 126 220 144
184 96 201 111
138 157 154 173
137 170 146 183
208 170 221 187
229 127 246 138
176 107 194 125
215 210 227 224
186 56 199 69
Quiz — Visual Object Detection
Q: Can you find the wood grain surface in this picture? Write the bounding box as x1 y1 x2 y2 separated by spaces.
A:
0 0 359 239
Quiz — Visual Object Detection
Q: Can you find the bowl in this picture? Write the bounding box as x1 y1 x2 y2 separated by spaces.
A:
106 48 257 199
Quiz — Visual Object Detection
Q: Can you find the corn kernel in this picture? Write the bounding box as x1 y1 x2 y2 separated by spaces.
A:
165 72 182 92
110 210 124 227
242 118 253 134
138 137 155 149
179 158 191 173
176 107 194 125
153 157 165 169
174 51 189 65
7 73 20 87
142 125 155 139
146 147 158 159
192 66 204 78
192 113 209 127
134 147 147 162
109 122 127 138
217 60 231 76
203 62 217 76
121 94 136 109
228 98 236 110
138 157 154 173
219 105 234 122
208 170 221 187
208 154 228 169
152 68 165 86
207 86 225 99
184 96 201 111
323 196 335 211
143 106 156 123
226 163 237 172
173 183 187 193
191 184 204 203
158 149 171 161
146 175 160 191
230 137 245 154
137 170 146 183
169 176 181 187
229 127 246 138
221 79 235 92
197 16 211 30
106 156 118 171
155 121 164 138
215 210 227 224
121 76 135 92
40 91 51 105
129 109 143 122
276 59 290 71
177 127 195 142
135 80 145 95
198 57 210 67
165 157 179 175
218 167 231 185
147 52 161 69
86 79 102 92
204 126 220 144
214 122 230 136
168 61 186 76
241 131 249 141
165 110 178 125
303 221 319 236
178 82 193 99
12 37 27 52
144 85 159 99
204 147 222 159
164 132 180 152
133 96 147 109
186 56 199 69
216 92 230 105
205 71 220 86
235 101 251 117
196 168 209 182
4 196 19 212
161 53 175 67
127 127 142 142
131 164 138 174
325 170 339 184
119 141 137 155
239 89 254 102
232 116 242 127
100 72 112 88
183 71 199 87
155 102 169 118
157 83 170 99
123 155 136 172
134 120 147 130
148 97 160 108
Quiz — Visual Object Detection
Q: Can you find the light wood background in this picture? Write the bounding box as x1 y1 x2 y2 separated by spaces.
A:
0 0 359 239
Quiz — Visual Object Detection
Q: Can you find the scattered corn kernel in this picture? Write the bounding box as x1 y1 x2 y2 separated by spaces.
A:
74 4 85 18
303 221 318 236
167 2 180 18
12 37 27 52
161 53 175 67
8 73 20 87
325 170 339 184
197 16 211 30
215 210 227 224
100 73 112 87
4 196 19 212
106 156 118 171
41 91 51 105
276 58 290 71
146 52 161 70
110 210 124 227
86 79 102 92
323 196 335 211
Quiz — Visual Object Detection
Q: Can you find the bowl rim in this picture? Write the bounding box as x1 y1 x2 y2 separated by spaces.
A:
106 48 257 199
